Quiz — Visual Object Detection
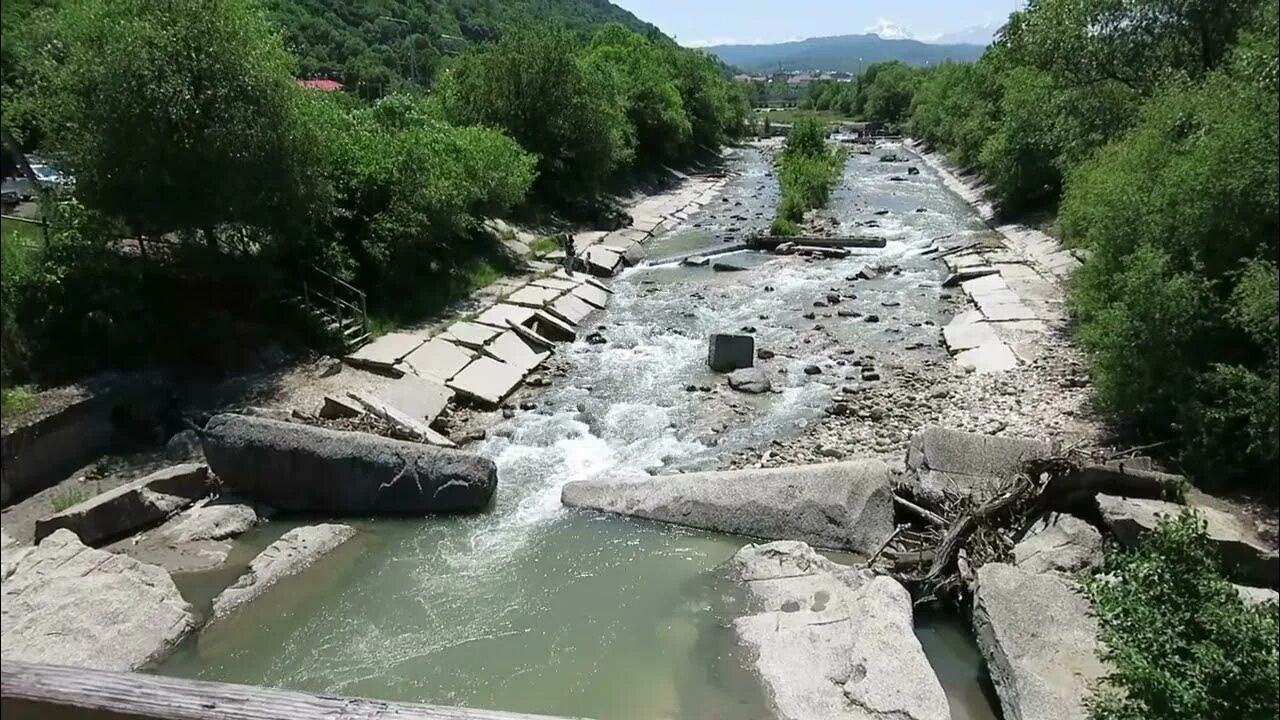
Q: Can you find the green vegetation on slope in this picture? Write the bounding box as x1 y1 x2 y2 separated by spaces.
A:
0 0 747 388
904 0 1278 497
1086 512 1279 720
705 34 984 73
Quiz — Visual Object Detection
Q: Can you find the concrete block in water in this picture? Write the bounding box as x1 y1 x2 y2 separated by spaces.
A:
201 414 496 515
34 463 213 546
707 333 754 372
561 460 894 553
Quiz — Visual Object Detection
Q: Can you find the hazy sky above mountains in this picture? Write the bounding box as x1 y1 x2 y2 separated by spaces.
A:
615 0 1027 46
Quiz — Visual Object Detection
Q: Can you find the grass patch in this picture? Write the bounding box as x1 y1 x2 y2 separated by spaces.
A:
464 259 502 291
50 486 87 512
0 385 37 417
769 217 799 236
1 216 46 248
528 234 559 257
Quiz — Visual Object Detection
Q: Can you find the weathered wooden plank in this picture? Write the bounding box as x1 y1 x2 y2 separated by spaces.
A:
1 661 589 720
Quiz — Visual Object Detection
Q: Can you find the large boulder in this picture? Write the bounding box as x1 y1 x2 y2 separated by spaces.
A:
1 530 32 582
1095 494 1278 588
1013 513 1104 575
906 426 1052 504
201 414 497 515
732 541 949 720
211 524 356 620
972 563 1107 720
562 460 893 554
1 529 196 671
33 463 213 545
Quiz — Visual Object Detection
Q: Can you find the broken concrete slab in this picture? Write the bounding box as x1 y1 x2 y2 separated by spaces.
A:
570 282 610 309
447 356 526 408
2 529 196 671
942 266 999 288
345 391 456 448
732 541 950 720
381 374 454 425
981 301 1039 322
955 342 1019 373
345 332 425 372
441 321 502 349
1014 513 1104 575
943 312 999 353
474 303 537 330
202 414 496 514
906 426 1052 505
398 337 475 384
582 245 624 277
531 277 583 292
973 563 1107 720
532 309 577 341
163 496 260 543
562 460 895 554
505 284 564 309
319 395 363 420
547 293 597 326
211 524 356 621
484 330 551 373
1095 494 1279 587
34 464 213 546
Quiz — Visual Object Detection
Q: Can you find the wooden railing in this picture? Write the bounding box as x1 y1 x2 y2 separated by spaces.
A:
1 661 589 720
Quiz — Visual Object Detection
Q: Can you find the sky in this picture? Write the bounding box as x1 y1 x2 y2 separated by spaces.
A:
612 0 1027 47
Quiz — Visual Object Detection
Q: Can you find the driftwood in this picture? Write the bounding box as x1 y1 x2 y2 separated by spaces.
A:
878 454 1174 605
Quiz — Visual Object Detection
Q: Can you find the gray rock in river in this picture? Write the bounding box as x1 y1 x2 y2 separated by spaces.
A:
211 523 356 620
906 426 1052 505
561 460 894 553
1013 512 1103 575
201 414 497 515
732 541 949 720
727 368 771 394
163 496 261 543
1095 494 1279 588
707 333 755 372
972 563 1107 720
34 463 214 545
1 529 196 671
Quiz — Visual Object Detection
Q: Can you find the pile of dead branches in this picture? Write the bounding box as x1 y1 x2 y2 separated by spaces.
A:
870 454 1185 606
291 410 424 444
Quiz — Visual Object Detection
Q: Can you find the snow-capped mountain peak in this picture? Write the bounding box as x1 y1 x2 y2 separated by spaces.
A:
865 18 915 41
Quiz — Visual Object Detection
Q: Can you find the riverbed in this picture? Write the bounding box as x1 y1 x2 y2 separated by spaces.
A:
161 144 1000 720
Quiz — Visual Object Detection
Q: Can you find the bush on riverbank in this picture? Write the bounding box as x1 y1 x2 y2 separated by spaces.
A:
1086 512 1279 720
905 0 1278 495
772 118 843 228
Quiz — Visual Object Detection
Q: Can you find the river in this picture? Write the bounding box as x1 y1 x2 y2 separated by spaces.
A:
162 143 1001 720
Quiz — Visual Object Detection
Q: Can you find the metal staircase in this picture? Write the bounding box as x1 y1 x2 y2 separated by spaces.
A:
301 265 370 354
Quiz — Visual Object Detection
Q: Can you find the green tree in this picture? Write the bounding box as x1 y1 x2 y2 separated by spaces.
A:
38 0 327 242
438 23 630 198
857 61 920 125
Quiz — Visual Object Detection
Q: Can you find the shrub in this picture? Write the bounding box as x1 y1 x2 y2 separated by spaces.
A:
1086 512 1279 720
769 217 799 236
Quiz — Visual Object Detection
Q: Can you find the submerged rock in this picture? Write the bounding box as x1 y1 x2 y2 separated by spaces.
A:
211 524 356 621
1 529 196 671
163 496 261 543
732 541 949 720
201 414 497 515
727 368 771 394
972 563 1107 720
561 460 894 553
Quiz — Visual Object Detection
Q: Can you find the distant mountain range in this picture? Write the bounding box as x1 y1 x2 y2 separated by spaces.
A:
704 33 986 73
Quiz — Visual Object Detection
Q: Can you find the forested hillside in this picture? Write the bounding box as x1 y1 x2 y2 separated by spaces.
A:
263 0 662 95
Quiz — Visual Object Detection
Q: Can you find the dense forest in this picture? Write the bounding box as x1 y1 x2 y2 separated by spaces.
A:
0 0 747 388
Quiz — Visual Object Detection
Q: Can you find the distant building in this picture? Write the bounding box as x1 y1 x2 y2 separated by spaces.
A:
786 74 814 86
296 78 344 92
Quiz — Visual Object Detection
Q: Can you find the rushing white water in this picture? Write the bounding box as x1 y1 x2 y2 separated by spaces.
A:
162 144 999 720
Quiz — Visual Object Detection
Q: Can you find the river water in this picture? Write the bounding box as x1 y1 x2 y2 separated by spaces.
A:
161 144 1000 720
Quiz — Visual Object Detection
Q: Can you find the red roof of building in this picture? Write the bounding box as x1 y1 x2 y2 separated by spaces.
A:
296 78 344 92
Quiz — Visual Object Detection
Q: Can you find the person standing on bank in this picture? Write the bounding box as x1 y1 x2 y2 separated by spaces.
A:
560 230 577 275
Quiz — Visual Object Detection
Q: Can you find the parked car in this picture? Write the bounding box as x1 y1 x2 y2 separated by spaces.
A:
27 159 74 191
